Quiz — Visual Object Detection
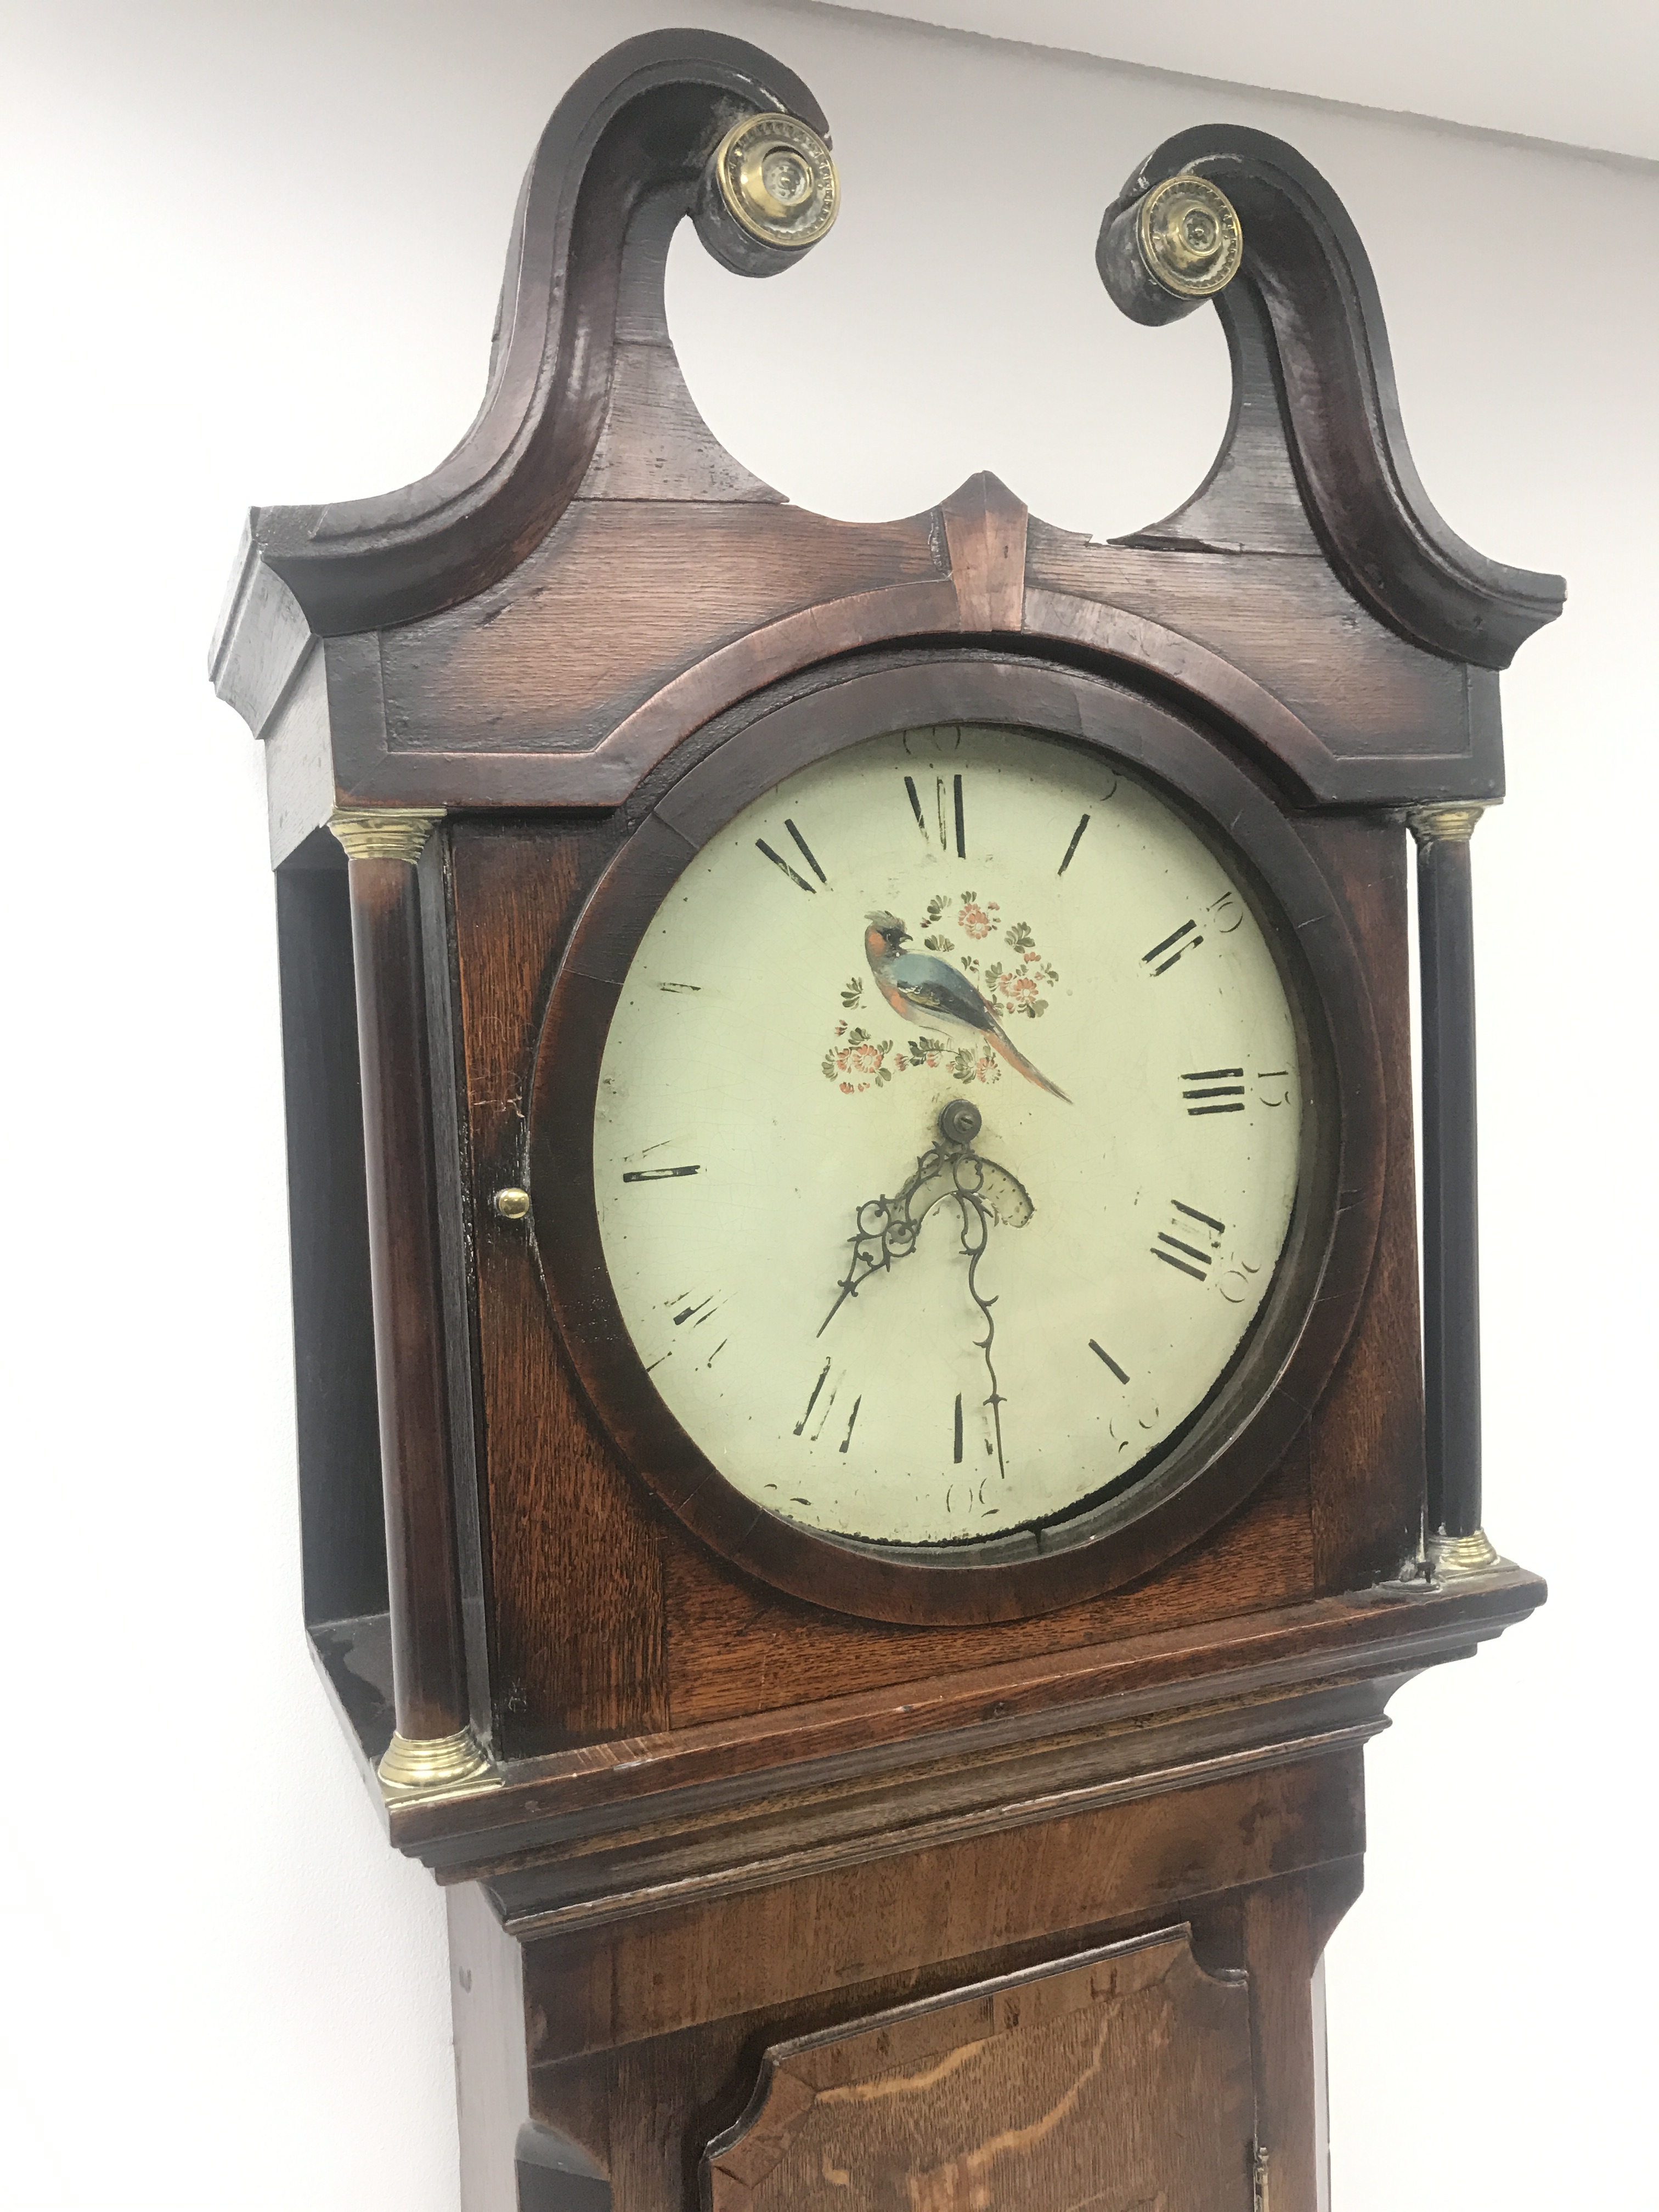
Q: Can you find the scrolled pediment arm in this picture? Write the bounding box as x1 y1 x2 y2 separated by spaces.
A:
244 31 832 640
1098 124 1565 669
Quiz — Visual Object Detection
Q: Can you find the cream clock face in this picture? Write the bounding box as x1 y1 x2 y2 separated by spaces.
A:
593 724 1304 1549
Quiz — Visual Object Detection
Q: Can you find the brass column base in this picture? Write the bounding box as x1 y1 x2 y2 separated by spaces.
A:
378 1728 492 1794
1429 1528 1503 1581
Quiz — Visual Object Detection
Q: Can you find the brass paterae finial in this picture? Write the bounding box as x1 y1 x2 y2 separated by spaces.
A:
713 112 839 251
1138 174 1243 298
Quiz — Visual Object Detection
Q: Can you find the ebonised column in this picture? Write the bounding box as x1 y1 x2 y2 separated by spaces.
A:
331 808 489 1789
1409 803 1499 1577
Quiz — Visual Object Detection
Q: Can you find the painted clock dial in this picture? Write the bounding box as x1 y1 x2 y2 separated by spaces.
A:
592 723 1304 1549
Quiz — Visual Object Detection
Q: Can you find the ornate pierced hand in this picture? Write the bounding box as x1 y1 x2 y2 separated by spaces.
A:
817 1099 1032 1479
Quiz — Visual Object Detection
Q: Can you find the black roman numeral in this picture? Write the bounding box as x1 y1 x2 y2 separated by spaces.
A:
783 817 827 884
794 1359 831 1436
1181 1067 1245 1116
838 1396 863 1454
1152 1200 1226 1282
1180 1066 1295 1114
902 773 966 856
756 838 816 893
1143 919 1203 976
1058 813 1091 876
794 1361 855 1448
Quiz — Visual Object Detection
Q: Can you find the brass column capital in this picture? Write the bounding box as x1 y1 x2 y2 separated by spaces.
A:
329 807 445 863
1407 802 1486 848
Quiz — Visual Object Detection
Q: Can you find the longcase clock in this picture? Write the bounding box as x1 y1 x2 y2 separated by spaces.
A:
212 32 1560 2210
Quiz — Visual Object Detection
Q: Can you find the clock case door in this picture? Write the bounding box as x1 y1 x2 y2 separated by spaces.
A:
527 651 1385 1626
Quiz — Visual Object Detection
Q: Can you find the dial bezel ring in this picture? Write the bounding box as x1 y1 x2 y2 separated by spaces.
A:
527 653 1384 1626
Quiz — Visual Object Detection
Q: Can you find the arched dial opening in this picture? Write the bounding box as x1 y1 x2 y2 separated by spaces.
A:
528 657 1382 1625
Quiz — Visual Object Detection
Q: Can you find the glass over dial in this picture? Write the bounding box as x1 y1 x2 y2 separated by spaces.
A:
593 723 1305 1549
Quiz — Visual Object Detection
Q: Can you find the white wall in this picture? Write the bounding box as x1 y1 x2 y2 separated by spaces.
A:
817 0 1659 161
2 4 1651 2207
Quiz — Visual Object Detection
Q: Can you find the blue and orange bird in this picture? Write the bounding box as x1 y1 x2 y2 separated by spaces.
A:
864 912 1070 1101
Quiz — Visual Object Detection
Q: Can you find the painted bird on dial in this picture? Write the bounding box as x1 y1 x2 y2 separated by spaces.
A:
863 912 1070 1100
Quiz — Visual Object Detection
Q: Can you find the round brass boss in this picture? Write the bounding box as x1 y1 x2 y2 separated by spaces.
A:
1138 173 1243 299
714 111 838 250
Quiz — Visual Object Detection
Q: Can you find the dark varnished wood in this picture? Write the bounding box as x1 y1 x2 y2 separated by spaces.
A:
274 843 386 1627
492 1766 1362 2210
702 1928 1256 2211
347 849 471 1741
1417 826 1483 1539
528 656 1385 1627
448 1801 1355 2211
657 1435 1317 1731
1242 1882 1321 2212
221 33 831 657
1098 126 1565 669
214 83 1563 842
449 823 668 1750
519 1750 1364 2061
364 1570 1544 1887
1301 814 1425 1592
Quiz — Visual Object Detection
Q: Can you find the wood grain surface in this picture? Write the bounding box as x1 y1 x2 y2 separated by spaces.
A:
703 1929 1255 2212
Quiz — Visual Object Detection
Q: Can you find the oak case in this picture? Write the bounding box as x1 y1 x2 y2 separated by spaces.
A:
212 29 1558 2211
